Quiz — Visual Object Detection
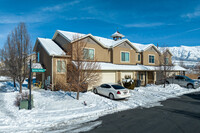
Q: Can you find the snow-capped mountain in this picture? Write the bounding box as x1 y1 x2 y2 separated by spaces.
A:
164 45 200 67
167 45 200 61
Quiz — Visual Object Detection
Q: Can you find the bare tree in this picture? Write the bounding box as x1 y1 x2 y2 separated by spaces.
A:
1 32 18 87
157 47 174 88
0 23 31 93
67 35 101 100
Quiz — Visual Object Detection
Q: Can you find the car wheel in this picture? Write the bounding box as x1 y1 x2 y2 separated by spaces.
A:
93 88 98 94
187 84 193 89
109 93 114 100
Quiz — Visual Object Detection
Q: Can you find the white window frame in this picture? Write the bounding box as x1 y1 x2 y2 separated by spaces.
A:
120 51 130 62
83 47 95 60
148 54 155 64
165 57 169 65
138 54 141 61
56 59 66 74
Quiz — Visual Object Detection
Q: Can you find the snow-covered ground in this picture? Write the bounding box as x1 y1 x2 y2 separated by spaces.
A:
0 81 200 133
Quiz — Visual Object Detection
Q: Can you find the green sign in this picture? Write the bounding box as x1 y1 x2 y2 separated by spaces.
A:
32 68 46 72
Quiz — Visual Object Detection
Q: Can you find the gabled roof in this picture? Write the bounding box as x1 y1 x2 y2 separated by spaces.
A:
132 43 161 55
158 48 173 56
33 38 66 56
165 49 173 56
53 30 139 51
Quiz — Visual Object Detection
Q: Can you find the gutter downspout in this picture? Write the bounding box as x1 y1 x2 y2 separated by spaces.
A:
52 55 54 91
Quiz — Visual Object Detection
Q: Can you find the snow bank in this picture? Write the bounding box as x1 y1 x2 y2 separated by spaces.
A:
0 83 200 132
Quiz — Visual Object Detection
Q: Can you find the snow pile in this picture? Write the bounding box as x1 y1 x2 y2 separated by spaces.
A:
0 83 200 132
0 76 12 81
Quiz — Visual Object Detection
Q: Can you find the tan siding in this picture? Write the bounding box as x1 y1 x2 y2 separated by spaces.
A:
135 53 142 64
53 57 69 88
72 37 111 62
113 46 137 65
142 51 160 66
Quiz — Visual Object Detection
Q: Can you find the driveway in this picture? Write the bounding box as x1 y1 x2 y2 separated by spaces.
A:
84 92 200 133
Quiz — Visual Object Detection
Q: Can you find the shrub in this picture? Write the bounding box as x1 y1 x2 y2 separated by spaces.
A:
123 79 135 90
14 91 29 107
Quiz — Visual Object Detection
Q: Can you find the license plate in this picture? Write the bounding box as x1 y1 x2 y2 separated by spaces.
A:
124 91 127 94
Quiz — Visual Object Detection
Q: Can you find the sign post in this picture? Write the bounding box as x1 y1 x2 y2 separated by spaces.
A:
28 59 32 110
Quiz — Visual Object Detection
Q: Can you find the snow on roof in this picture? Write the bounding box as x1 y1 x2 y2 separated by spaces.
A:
57 30 86 42
111 31 124 38
37 38 66 56
94 36 126 47
32 63 44 69
132 43 155 52
56 30 161 53
57 30 125 48
72 61 186 71
56 30 142 49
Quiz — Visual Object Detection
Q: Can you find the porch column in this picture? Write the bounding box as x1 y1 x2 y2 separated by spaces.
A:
42 73 45 89
132 71 135 80
145 71 147 86
154 72 157 84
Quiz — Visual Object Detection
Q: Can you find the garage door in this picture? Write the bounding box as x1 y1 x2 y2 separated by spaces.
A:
101 72 116 84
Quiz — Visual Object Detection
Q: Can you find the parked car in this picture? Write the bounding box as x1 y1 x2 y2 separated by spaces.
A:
165 75 200 89
93 83 131 100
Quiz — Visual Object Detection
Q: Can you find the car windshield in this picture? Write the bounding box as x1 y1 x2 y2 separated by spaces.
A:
111 85 125 89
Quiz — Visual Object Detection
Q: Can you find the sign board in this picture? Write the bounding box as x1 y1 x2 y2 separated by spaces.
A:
31 68 46 73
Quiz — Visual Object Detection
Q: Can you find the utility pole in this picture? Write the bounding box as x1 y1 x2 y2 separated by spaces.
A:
28 59 32 110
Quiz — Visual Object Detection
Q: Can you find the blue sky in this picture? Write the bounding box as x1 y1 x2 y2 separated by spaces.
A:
0 0 200 47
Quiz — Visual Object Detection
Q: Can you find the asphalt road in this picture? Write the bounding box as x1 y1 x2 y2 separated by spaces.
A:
84 92 200 133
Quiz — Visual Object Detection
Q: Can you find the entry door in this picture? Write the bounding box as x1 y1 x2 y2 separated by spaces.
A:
148 72 154 84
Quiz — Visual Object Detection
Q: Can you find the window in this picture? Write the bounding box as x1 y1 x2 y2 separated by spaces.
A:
121 52 130 62
111 85 125 89
83 48 94 60
137 73 140 80
141 73 143 80
37 52 40 62
57 60 66 73
100 84 111 88
149 55 155 63
164 58 169 65
138 54 141 61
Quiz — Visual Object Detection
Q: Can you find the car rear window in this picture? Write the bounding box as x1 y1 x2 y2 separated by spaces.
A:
111 85 125 89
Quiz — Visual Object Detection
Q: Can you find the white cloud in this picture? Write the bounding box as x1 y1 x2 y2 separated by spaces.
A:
0 13 46 24
124 22 165 28
182 6 200 19
65 17 95 21
42 0 81 12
